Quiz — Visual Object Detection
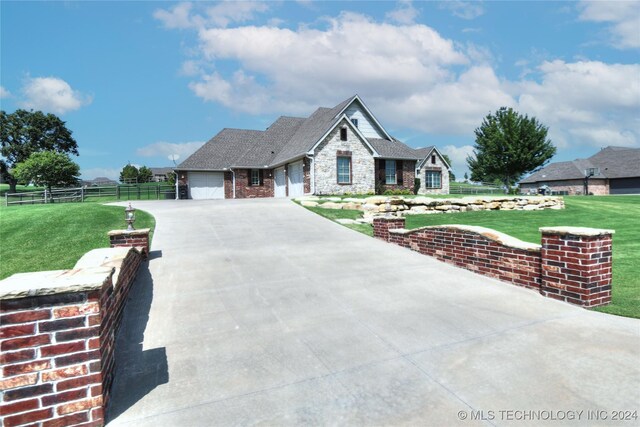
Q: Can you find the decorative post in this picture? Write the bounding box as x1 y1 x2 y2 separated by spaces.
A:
540 227 614 307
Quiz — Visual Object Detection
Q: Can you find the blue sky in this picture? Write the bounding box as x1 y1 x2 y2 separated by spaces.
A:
1 1 638 180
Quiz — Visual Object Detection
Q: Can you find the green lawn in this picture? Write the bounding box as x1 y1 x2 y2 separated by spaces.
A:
304 196 640 318
0 203 155 280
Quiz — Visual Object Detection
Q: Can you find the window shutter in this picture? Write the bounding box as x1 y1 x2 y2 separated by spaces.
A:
397 160 403 185
259 169 264 186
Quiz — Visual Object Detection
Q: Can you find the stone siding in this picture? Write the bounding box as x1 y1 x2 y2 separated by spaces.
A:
417 154 449 195
373 218 613 308
313 119 375 195
520 179 608 195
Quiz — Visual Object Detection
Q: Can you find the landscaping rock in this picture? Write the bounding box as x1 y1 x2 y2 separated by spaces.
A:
320 202 343 209
301 201 319 207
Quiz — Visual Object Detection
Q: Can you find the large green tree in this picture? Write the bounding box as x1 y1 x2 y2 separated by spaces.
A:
1 109 79 193
442 154 456 182
467 107 556 188
119 164 139 184
138 166 153 183
13 151 80 193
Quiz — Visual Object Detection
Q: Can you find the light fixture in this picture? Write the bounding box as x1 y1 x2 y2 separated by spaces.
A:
125 203 136 231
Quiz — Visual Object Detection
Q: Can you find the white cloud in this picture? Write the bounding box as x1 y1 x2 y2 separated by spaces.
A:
386 0 419 25
517 60 640 148
578 0 640 49
440 1 484 20
0 86 10 98
136 141 205 161
80 167 120 181
440 144 475 176
157 7 639 158
154 1 269 29
19 77 92 114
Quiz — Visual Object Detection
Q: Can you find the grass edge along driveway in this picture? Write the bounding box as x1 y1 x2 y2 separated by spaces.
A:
301 196 640 319
0 203 155 280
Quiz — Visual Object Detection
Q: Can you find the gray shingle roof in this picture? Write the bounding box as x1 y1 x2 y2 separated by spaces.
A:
269 97 354 166
520 146 639 184
587 146 640 179
368 138 424 160
233 116 306 167
414 146 435 160
178 128 263 170
178 95 440 170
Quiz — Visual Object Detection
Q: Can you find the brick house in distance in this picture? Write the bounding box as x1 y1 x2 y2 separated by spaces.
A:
175 95 450 199
519 146 640 195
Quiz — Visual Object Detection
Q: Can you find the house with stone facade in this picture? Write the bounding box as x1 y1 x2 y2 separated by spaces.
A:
519 146 640 195
176 95 450 199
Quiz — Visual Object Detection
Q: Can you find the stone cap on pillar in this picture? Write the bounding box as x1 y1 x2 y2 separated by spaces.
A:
108 228 151 236
539 226 615 237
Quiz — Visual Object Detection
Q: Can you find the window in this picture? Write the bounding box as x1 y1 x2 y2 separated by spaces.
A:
425 171 441 189
431 154 436 165
337 156 351 184
351 118 359 128
340 127 348 141
385 160 396 184
250 169 262 186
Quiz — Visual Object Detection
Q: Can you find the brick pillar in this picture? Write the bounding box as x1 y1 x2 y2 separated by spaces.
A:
373 217 406 242
108 228 150 256
539 227 614 307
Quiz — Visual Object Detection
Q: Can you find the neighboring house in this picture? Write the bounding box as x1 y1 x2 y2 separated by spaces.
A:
176 95 450 199
519 146 640 195
150 167 173 182
83 177 118 187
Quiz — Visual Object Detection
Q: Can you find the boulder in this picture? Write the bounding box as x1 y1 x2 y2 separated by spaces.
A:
301 201 319 207
320 202 343 209
342 202 361 210
364 196 387 204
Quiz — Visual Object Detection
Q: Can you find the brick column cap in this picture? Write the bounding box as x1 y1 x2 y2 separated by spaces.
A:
539 226 614 237
0 267 112 300
108 228 151 237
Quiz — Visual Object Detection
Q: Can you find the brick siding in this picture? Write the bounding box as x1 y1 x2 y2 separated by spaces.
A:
234 169 274 198
1 241 146 426
373 218 613 307
375 160 416 194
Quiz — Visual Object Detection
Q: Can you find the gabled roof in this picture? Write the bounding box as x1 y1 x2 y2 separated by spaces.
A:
179 128 263 170
416 146 452 170
150 167 173 175
519 146 640 184
368 138 424 160
178 95 440 170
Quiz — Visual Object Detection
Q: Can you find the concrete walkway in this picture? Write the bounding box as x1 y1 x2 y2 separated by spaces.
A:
107 199 639 426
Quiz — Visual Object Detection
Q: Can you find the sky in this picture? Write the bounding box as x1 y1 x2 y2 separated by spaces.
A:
1 0 639 181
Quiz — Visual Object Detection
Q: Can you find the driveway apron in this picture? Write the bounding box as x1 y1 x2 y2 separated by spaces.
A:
107 199 640 426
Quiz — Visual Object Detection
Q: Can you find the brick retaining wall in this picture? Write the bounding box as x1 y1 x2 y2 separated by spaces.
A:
1 239 147 426
374 217 613 308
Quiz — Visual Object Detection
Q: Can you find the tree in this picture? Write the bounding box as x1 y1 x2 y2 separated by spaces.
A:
464 172 469 182
138 166 153 183
119 164 138 184
467 107 556 188
442 154 456 182
13 151 80 193
1 109 79 193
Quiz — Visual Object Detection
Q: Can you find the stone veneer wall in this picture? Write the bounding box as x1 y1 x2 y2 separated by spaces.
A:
373 218 613 308
417 154 449 195
313 118 375 195
0 235 148 426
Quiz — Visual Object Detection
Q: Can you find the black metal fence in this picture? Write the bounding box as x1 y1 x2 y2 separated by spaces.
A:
5 183 176 206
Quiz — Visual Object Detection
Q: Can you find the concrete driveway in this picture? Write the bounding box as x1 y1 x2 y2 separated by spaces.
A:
108 199 639 426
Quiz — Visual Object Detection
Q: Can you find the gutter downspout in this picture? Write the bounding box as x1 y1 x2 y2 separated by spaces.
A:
305 154 314 195
174 170 179 200
231 168 236 199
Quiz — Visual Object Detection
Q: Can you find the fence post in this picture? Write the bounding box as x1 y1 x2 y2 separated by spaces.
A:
81 186 84 202
44 188 48 204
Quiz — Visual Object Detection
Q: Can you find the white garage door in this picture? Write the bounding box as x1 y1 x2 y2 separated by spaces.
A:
287 161 304 198
274 167 286 198
188 172 225 200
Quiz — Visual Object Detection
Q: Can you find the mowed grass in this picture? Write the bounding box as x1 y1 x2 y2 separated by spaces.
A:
305 196 640 318
0 203 155 280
